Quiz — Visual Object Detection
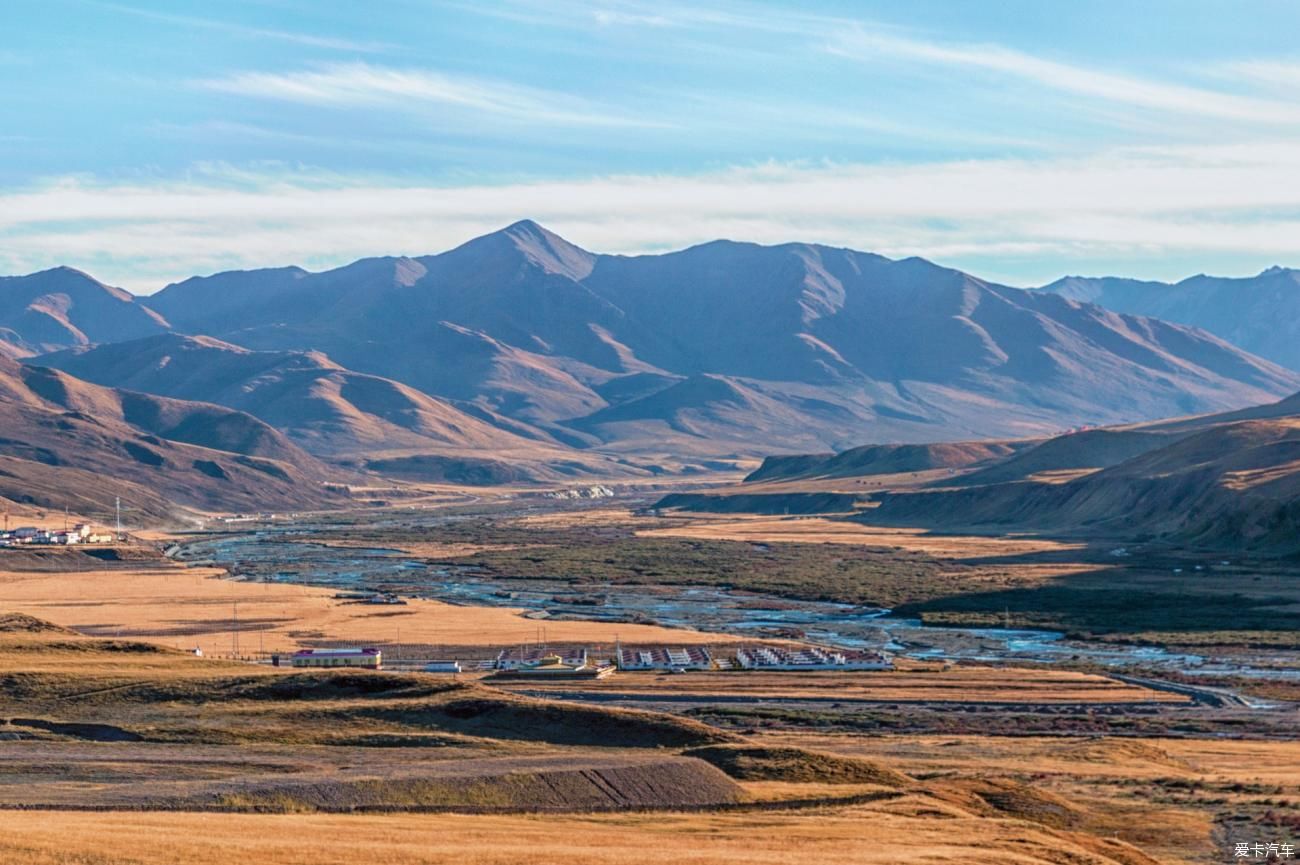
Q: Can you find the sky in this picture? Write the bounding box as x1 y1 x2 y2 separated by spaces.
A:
4 0 1300 293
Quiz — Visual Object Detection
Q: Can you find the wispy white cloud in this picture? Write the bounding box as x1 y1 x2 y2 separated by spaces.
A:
505 0 861 39
86 1 390 52
5 143 1300 291
825 30 1300 126
591 9 677 28
201 62 667 127
508 1 1300 130
1221 59 1300 89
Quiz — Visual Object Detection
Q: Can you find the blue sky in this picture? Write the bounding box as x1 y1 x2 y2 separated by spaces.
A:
4 0 1300 292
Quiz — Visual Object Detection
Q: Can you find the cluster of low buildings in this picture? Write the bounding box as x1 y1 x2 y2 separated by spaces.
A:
617 645 713 671
280 647 383 669
490 646 614 679
486 643 893 678
265 642 893 678
732 645 892 671
0 523 115 548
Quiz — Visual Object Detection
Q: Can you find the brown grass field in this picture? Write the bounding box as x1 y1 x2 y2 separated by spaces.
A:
634 511 1084 557
0 806 1169 865
0 563 739 656
0 586 1294 863
1 503 1296 865
6 713 1294 864
3 722 1293 865
505 667 1189 705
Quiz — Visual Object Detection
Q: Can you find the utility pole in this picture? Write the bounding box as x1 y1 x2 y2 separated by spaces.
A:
115 497 123 540
232 601 239 658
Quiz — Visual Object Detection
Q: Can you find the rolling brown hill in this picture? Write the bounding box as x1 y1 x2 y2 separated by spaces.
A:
0 267 169 359
135 221 1300 460
34 334 647 482
38 334 553 456
941 429 1167 487
661 390 1300 551
746 440 1026 483
749 390 1300 488
0 355 342 520
859 397 1300 551
938 389 1300 488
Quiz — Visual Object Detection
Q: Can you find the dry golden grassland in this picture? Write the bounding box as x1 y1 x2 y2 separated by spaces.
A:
0 622 1290 864
506 667 1187 705
634 511 1084 557
3 722 1288 865
0 806 1171 865
0 503 1293 865
0 563 738 657
766 731 1300 865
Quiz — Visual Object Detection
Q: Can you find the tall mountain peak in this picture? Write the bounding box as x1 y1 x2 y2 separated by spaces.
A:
0 267 169 357
447 220 596 280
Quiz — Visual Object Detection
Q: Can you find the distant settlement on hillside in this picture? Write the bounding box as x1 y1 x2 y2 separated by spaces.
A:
0 522 117 547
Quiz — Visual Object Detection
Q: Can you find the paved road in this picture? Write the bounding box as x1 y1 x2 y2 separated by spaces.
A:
1110 674 1254 709
502 686 1182 711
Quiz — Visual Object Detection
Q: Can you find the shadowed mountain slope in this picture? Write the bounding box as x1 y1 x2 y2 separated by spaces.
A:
745 388 1300 487
1041 266 1300 372
941 389 1300 489
680 389 1300 551
134 222 1300 459
746 440 1025 483
0 355 340 518
769 390 1299 551
36 334 559 458
867 412 1300 551
0 267 169 359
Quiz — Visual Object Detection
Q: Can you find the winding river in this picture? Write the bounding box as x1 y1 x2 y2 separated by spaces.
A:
174 528 1299 685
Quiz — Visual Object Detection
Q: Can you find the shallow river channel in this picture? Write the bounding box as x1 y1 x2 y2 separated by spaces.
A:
176 528 1298 684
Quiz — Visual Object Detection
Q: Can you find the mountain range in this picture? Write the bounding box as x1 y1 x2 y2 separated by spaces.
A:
35 334 605 482
0 267 167 359
731 390 1300 552
3 221 1300 504
1041 266 1300 372
864 392 1300 550
0 353 340 521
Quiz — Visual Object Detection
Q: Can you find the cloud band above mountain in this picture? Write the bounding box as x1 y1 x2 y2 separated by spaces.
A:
3 143 1300 293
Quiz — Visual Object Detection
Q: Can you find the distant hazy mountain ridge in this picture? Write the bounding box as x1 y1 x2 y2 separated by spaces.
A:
0 354 340 518
1040 266 1300 371
127 222 1300 458
729 389 1300 553
9 222 1300 472
0 267 168 358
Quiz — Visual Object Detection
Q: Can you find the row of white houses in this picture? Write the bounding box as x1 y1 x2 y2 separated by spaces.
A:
0 524 115 547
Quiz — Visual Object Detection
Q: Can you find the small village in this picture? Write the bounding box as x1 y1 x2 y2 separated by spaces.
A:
278 642 895 679
0 522 117 547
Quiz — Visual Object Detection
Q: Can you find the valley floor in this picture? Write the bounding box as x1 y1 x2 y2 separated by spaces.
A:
1 730 1297 864
0 555 731 658
0 498 1296 864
